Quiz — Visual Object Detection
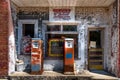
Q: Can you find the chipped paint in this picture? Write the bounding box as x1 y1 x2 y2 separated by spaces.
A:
10 2 119 76
8 1 16 74
104 1 118 76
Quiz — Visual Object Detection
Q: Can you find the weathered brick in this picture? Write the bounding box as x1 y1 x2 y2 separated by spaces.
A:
0 0 9 76
0 41 8 45
0 69 8 76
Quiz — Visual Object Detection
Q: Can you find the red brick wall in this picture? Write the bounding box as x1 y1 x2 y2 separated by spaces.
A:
117 0 120 77
118 0 120 77
0 0 9 76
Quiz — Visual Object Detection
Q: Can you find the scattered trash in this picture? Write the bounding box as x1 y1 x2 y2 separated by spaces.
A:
16 60 24 72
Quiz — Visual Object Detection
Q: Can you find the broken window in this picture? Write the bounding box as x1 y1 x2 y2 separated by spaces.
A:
23 24 34 38
89 30 101 48
46 25 78 58
47 25 61 31
63 25 77 31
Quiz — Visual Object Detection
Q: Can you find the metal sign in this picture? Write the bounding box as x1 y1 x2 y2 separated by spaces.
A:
49 7 75 21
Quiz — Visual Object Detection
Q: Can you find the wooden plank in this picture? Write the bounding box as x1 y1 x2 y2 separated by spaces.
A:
11 0 115 7
89 48 103 52
12 0 23 7
103 0 115 6
89 54 102 56
89 60 103 62
89 65 103 70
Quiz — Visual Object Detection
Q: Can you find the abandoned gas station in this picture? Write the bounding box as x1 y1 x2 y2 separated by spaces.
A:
0 0 120 79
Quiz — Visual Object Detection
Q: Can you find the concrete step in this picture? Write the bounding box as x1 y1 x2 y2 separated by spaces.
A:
9 71 92 80
9 71 118 80
88 71 118 80
0 76 8 80
9 76 91 80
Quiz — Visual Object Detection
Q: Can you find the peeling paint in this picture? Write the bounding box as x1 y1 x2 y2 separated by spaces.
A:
104 1 118 76
10 4 118 76
8 1 16 74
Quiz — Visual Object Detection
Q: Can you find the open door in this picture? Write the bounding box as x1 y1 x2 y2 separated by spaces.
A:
88 28 104 70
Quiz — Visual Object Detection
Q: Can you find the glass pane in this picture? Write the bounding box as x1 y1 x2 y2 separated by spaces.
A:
63 25 77 31
49 39 64 56
47 25 61 31
47 34 78 58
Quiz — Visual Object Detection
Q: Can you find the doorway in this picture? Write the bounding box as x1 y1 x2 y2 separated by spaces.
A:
18 20 38 72
22 24 34 38
18 20 38 54
88 28 104 70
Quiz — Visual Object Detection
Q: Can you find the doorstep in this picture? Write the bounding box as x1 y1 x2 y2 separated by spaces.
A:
87 71 118 80
9 71 92 80
9 70 92 77
9 70 118 80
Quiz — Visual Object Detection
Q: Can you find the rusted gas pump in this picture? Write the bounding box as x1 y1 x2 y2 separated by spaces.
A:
31 38 43 74
64 38 75 74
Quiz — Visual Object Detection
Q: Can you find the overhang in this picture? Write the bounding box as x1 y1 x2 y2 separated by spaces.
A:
11 0 115 7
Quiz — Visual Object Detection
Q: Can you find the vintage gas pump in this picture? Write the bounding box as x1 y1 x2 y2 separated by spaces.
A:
31 38 43 74
64 38 74 74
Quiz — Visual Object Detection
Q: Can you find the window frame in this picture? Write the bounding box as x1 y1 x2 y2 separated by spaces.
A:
18 20 38 54
46 24 78 34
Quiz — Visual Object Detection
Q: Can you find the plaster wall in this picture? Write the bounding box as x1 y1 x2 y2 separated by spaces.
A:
12 6 118 74
105 1 119 76
42 7 110 72
75 7 110 71
7 2 18 74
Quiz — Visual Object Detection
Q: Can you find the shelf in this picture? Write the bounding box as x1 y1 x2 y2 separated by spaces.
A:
89 54 103 57
89 60 103 62
89 65 103 70
89 48 103 52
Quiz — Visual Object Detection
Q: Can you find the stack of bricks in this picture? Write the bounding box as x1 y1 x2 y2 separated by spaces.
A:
0 0 9 76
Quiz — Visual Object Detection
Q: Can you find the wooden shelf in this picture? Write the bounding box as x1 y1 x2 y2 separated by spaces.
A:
88 48 103 70
89 60 103 62
89 54 103 57
89 48 103 52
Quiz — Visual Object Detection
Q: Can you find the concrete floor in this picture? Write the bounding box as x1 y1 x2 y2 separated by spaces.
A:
9 70 118 80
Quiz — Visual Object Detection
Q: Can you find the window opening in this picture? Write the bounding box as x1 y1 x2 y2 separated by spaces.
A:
46 24 78 58
89 30 101 48
63 25 77 31
23 24 34 38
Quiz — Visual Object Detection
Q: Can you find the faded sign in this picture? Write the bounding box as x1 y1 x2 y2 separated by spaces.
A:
49 7 75 21
89 41 96 48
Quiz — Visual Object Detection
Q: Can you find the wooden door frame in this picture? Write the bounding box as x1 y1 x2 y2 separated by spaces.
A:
18 20 38 54
88 27 104 70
